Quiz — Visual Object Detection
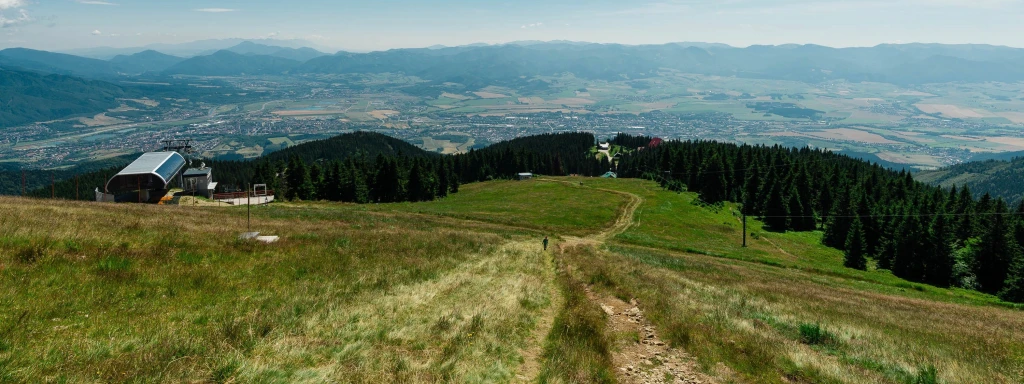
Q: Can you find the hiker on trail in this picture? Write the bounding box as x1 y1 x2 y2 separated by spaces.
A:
543 236 549 251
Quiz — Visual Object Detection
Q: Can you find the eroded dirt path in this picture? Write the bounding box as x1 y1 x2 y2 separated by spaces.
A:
587 287 716 384
538 178 717 384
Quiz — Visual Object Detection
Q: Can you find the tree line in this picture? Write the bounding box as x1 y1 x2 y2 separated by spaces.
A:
612 134 1024 303
27 132 609 204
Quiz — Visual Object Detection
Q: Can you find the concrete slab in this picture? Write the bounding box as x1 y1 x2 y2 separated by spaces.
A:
217 196 275 206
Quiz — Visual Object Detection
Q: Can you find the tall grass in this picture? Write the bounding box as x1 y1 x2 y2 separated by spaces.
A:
0 197 555 382
538 247 615 383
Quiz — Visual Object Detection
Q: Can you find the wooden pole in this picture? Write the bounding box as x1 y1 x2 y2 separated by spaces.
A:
247 183 251 232
742 214 748 248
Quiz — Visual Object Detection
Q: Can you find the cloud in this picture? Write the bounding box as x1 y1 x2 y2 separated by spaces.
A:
521 22 543 29
266 31 279 38
0 0 26 11
0 8 29 28
195 8 237 12
76 0 117 5
91 29 101 35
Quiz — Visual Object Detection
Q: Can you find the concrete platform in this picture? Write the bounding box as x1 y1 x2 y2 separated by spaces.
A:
217 195 275 206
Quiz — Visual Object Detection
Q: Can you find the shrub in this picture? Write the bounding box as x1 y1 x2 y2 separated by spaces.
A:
798 323 834 346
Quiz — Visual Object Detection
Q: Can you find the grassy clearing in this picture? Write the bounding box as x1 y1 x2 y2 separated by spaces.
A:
0 197 556 382
368 179 625 237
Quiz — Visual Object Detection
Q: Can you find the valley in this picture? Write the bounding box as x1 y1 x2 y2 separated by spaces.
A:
5 43 1024 172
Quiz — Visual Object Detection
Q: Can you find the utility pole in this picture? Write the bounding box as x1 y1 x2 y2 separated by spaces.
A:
247 183 251 232
742 214 747 248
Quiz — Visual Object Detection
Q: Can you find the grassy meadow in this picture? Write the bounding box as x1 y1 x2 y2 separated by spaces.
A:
0 177 1022 383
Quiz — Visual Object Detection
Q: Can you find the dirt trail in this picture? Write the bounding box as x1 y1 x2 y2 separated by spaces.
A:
514 244 562 383
537 178 717 384
588 287 715 384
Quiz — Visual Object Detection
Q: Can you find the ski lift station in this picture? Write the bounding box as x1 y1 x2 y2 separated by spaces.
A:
95 151 271 205
97 152 187 203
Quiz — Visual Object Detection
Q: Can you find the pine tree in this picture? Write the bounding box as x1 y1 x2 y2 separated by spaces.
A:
741 162 761 215
925 213 955 287
698 154 727 204
406 163 426 202
974 199 1016 294
844 217 868 270
763 180 790 232
999 251 1024 303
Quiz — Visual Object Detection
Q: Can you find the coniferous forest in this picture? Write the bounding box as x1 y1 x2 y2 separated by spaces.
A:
612 134 1024 303
23 131 1024 303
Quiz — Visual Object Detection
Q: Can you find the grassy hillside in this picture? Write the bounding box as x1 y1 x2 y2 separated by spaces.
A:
1 178 1021 383
915 158 1024 206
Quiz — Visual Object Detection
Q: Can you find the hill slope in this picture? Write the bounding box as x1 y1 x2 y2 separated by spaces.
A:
915 158 1024 205
1 178 1021 383
0 48 123 78
0 69 127 128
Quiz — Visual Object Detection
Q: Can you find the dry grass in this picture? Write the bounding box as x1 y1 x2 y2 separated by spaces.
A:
0 197 557 382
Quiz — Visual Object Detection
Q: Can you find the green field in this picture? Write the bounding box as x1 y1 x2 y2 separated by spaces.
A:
1 178 1021 383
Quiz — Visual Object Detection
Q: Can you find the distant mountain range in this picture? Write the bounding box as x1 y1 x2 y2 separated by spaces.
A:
7 41 1024 85
915 158 1024 206
109 50 185 74
163 50 301 76
58 38 334 59
210 41 329 62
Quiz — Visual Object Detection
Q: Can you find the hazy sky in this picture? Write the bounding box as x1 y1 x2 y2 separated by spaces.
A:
3 0 1024 51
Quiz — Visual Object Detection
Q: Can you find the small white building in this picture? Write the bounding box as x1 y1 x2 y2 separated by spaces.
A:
517 173 533 180
598 143 611 150
183 165 218 199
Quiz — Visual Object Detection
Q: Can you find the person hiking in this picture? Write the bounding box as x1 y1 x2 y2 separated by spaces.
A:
543 236 549 251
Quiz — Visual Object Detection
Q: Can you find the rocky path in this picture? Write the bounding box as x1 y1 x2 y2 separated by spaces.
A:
588 287 715 384
536 178 717 384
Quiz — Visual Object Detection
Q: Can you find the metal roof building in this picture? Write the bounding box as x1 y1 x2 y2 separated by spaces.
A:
105 152 187 193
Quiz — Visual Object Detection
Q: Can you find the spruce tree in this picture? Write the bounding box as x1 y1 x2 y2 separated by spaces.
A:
407 163 426 202
844 217 868 270
741 163 761 215
763 180 790 232
975 199 1015 294
999 252 1024 303
925 213 955 287
698 154 727 204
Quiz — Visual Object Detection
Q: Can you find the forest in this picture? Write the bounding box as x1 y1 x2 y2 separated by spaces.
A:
612 133 1024 303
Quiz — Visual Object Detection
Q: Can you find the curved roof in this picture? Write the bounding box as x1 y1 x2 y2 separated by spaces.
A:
105 152 187 193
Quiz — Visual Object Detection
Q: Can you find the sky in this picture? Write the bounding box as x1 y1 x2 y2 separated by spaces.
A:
3 0 1024 52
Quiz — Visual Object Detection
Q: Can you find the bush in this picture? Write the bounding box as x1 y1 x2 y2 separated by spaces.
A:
798 323 834 346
